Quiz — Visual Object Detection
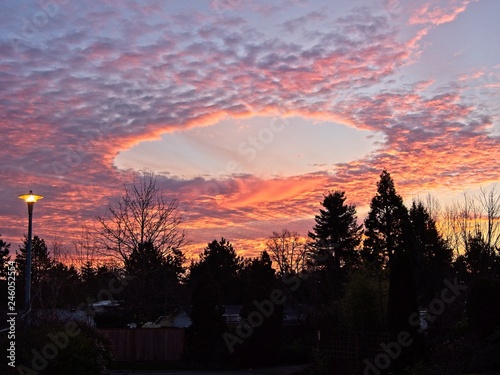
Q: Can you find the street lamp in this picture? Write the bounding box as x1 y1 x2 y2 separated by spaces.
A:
18 190 43 313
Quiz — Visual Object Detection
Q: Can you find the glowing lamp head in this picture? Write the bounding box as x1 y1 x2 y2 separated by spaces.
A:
19 190 44 204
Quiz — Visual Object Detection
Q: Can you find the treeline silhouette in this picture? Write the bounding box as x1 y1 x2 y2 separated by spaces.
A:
1 171 499 374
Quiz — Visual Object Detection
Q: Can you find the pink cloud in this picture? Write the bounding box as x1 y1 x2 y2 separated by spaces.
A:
409 0 473 26
0 0 497 260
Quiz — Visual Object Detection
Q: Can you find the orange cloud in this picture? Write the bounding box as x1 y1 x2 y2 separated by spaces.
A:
221 176 328 210
1 0 497 265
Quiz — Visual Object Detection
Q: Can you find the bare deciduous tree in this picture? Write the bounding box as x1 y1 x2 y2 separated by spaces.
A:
424 193 441 223
266 229 307 275
439 186 500 257
72 224 101 269
478 185 500 251
95 174 186 264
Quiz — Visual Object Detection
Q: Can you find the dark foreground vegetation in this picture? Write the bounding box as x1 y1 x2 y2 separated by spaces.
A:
1 171 499 374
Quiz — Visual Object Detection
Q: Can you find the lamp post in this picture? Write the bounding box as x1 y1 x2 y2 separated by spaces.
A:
18 190 43 312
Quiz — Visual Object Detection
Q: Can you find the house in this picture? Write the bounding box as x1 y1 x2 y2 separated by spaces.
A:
33 308 96 327
141 303 309 329
141 304 245 328
142 306 192 328
223 305 242 325
283 304 308 325
92 299 122 313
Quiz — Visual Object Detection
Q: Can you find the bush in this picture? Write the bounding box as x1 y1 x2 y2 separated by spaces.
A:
463 327 500 373
468 279 500 339
339 267 388 331
1 316 114 375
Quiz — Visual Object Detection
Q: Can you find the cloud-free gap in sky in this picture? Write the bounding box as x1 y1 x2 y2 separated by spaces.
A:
114 116 381 179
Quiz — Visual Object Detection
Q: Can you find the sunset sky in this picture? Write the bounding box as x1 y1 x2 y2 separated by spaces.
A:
1 0 499 260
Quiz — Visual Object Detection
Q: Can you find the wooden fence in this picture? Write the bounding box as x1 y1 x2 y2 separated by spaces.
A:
99 328 185 362
319 331 390 365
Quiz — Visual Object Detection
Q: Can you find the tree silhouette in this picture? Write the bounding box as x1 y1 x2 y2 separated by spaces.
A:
15 237 81 309
309 191 363 270
308 190 363 301
387 250 420 371
238 251 283 366
0 235 11 312
123 241 185 324
363 170 409 268
456 231 495 279
0 235 11 279
16 236 54 309
80 263 117 301
187 265 227 364
409 200 453 304
266 229 307 275
95 173 186 264
46 262 81 308
189 238 244 304
339 266 388 331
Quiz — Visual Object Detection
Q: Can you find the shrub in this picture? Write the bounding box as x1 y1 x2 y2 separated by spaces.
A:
1 316 114 375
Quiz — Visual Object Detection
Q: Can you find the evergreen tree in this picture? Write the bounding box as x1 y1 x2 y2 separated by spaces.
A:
409 201 453 304
387 250 421 371
187 265 227 364
46 262 82 308
0 235 11 279
0 235 12 312
363 170 409 268
456 231 494 279
124 241 184 324
238 251 283 366
309 190 363 272
164 247 187 283
339 266 388 331
308 191 363 303
88 264 131 328
16 236 54 309
189 238 244 304
80 263 115 299
80 261 97 296
305 190 363 327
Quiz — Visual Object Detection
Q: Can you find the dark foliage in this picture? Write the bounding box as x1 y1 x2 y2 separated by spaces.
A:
308 191 363 302
0 317 113 375
122 241 185 324
409 201 453 307
387 250 421 372
189 238 244 304
0 235 11 279
186 265 227 364
16 236 54 309
237 251 283 366
363 170 409 268
468 278 500 339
